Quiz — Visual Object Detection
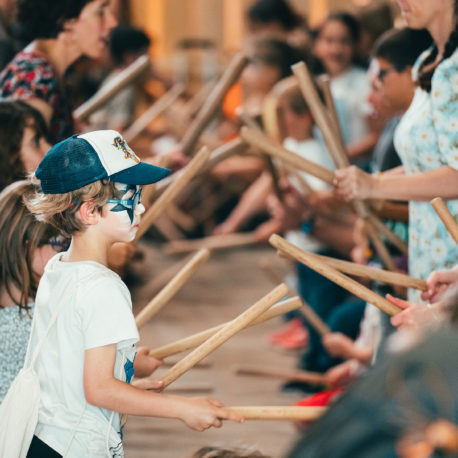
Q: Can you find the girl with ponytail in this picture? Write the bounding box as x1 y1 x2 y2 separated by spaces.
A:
334 0 458 309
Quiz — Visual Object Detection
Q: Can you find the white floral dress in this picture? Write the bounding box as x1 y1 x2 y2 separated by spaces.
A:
394 48 458 301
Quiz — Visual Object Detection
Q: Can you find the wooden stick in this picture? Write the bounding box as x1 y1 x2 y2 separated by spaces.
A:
150 296 301 360
135 248 210 328
365 220 399 272
163 232 258 254
317 74 344 145
163 384 213 394
292 62 348 169
270 234 401 316
156 284 289 388
431 197 458 244
153 137 247 196
234 365 326 385
135 145 210 240
293 62 399 270
161 359 213 369
307 252 426 291
123 83 185 142
225 406 326 421
241 126 335 185
299 302 331 337
74 55 150 121
258 259 285 285
179 53 249 156
140 252 199 298
166 204 196 232
182 81 216 119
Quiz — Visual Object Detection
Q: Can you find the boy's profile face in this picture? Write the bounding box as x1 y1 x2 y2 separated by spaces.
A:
101 183 145 243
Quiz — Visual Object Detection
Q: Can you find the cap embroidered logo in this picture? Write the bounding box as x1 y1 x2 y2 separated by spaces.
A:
113 136 140 163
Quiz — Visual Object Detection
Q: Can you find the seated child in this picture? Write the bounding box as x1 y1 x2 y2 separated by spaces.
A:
0 100 50 191
0 180 62 401
24 130 242 457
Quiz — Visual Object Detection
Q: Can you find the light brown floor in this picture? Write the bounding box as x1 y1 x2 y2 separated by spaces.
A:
123 242 304 458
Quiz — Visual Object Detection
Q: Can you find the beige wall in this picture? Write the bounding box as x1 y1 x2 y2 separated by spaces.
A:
129 0 385 58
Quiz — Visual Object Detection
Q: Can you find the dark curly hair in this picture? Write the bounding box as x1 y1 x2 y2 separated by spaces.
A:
248 0 304 32
0 101 48 191
17 0 94 40
417 1 458 92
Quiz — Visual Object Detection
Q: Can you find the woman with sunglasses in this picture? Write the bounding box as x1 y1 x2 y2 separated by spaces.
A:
334 0 458 307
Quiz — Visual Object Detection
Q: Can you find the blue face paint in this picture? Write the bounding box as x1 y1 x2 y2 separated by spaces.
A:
108 184 142 224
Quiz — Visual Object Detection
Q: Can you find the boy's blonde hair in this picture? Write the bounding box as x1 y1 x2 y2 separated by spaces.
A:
24 177 119 237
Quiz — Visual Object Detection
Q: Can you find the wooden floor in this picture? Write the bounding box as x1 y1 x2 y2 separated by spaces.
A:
124 242 303 458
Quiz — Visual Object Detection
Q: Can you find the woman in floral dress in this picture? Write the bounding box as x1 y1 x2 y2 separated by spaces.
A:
0 0 116 143
334 0 458 302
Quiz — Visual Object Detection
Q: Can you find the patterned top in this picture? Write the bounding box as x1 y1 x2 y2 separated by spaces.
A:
0 303 34 402
0 49 74 143
394 47 458 300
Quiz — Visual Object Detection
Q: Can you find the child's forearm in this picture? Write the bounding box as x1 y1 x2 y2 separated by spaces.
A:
85 377 189 419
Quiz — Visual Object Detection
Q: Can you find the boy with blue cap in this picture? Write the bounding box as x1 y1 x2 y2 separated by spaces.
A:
24 130 242 457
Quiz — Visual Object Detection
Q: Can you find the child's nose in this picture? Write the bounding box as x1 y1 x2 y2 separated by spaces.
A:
135 203 145 216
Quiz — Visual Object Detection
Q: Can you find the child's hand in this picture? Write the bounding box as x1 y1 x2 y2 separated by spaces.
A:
180 397 244 431
322 332 356 359
133 346 163 378
325 360 357 387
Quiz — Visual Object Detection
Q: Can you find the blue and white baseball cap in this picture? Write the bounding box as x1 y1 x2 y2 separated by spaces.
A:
36 130 171 194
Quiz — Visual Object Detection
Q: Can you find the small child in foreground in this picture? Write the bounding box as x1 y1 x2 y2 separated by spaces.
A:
24 130 242 457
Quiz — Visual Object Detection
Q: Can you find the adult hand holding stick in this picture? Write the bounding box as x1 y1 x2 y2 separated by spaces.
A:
431 197 458 244
135 145 210 240
179 52 249 156
135 248 210 329
74 54 151 122
270 234 401 316
153 284 289 389
150 296 302 359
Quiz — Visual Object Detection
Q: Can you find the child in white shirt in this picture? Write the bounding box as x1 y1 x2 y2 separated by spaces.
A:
24 130 242 457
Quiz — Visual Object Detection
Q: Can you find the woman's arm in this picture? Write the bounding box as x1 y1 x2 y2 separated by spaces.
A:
83 344 243 431
334 165 458 202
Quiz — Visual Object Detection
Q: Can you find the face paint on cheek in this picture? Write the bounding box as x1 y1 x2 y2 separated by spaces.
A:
110 203 135 224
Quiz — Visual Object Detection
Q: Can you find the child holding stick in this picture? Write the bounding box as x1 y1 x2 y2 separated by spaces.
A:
24 130 242 457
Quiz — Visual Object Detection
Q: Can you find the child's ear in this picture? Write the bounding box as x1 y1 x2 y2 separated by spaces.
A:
78 201 99 226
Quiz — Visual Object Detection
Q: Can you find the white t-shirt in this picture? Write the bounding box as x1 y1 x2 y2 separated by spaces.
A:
283 137 335 252
31 254 139 457
330 66 370 145
283 137 335 191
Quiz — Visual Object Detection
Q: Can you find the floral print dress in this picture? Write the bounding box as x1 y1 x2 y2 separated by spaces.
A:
394 48 458 300
0 303 34 401
0 49 74 143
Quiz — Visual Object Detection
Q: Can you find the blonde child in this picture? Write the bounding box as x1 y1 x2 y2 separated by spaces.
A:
24 130 242 457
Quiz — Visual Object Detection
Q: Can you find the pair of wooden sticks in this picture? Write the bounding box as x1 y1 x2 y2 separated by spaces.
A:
138 282 326 421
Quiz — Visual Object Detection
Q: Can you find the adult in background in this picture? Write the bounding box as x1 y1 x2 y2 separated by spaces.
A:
334 0 458 304
0 0 116 143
